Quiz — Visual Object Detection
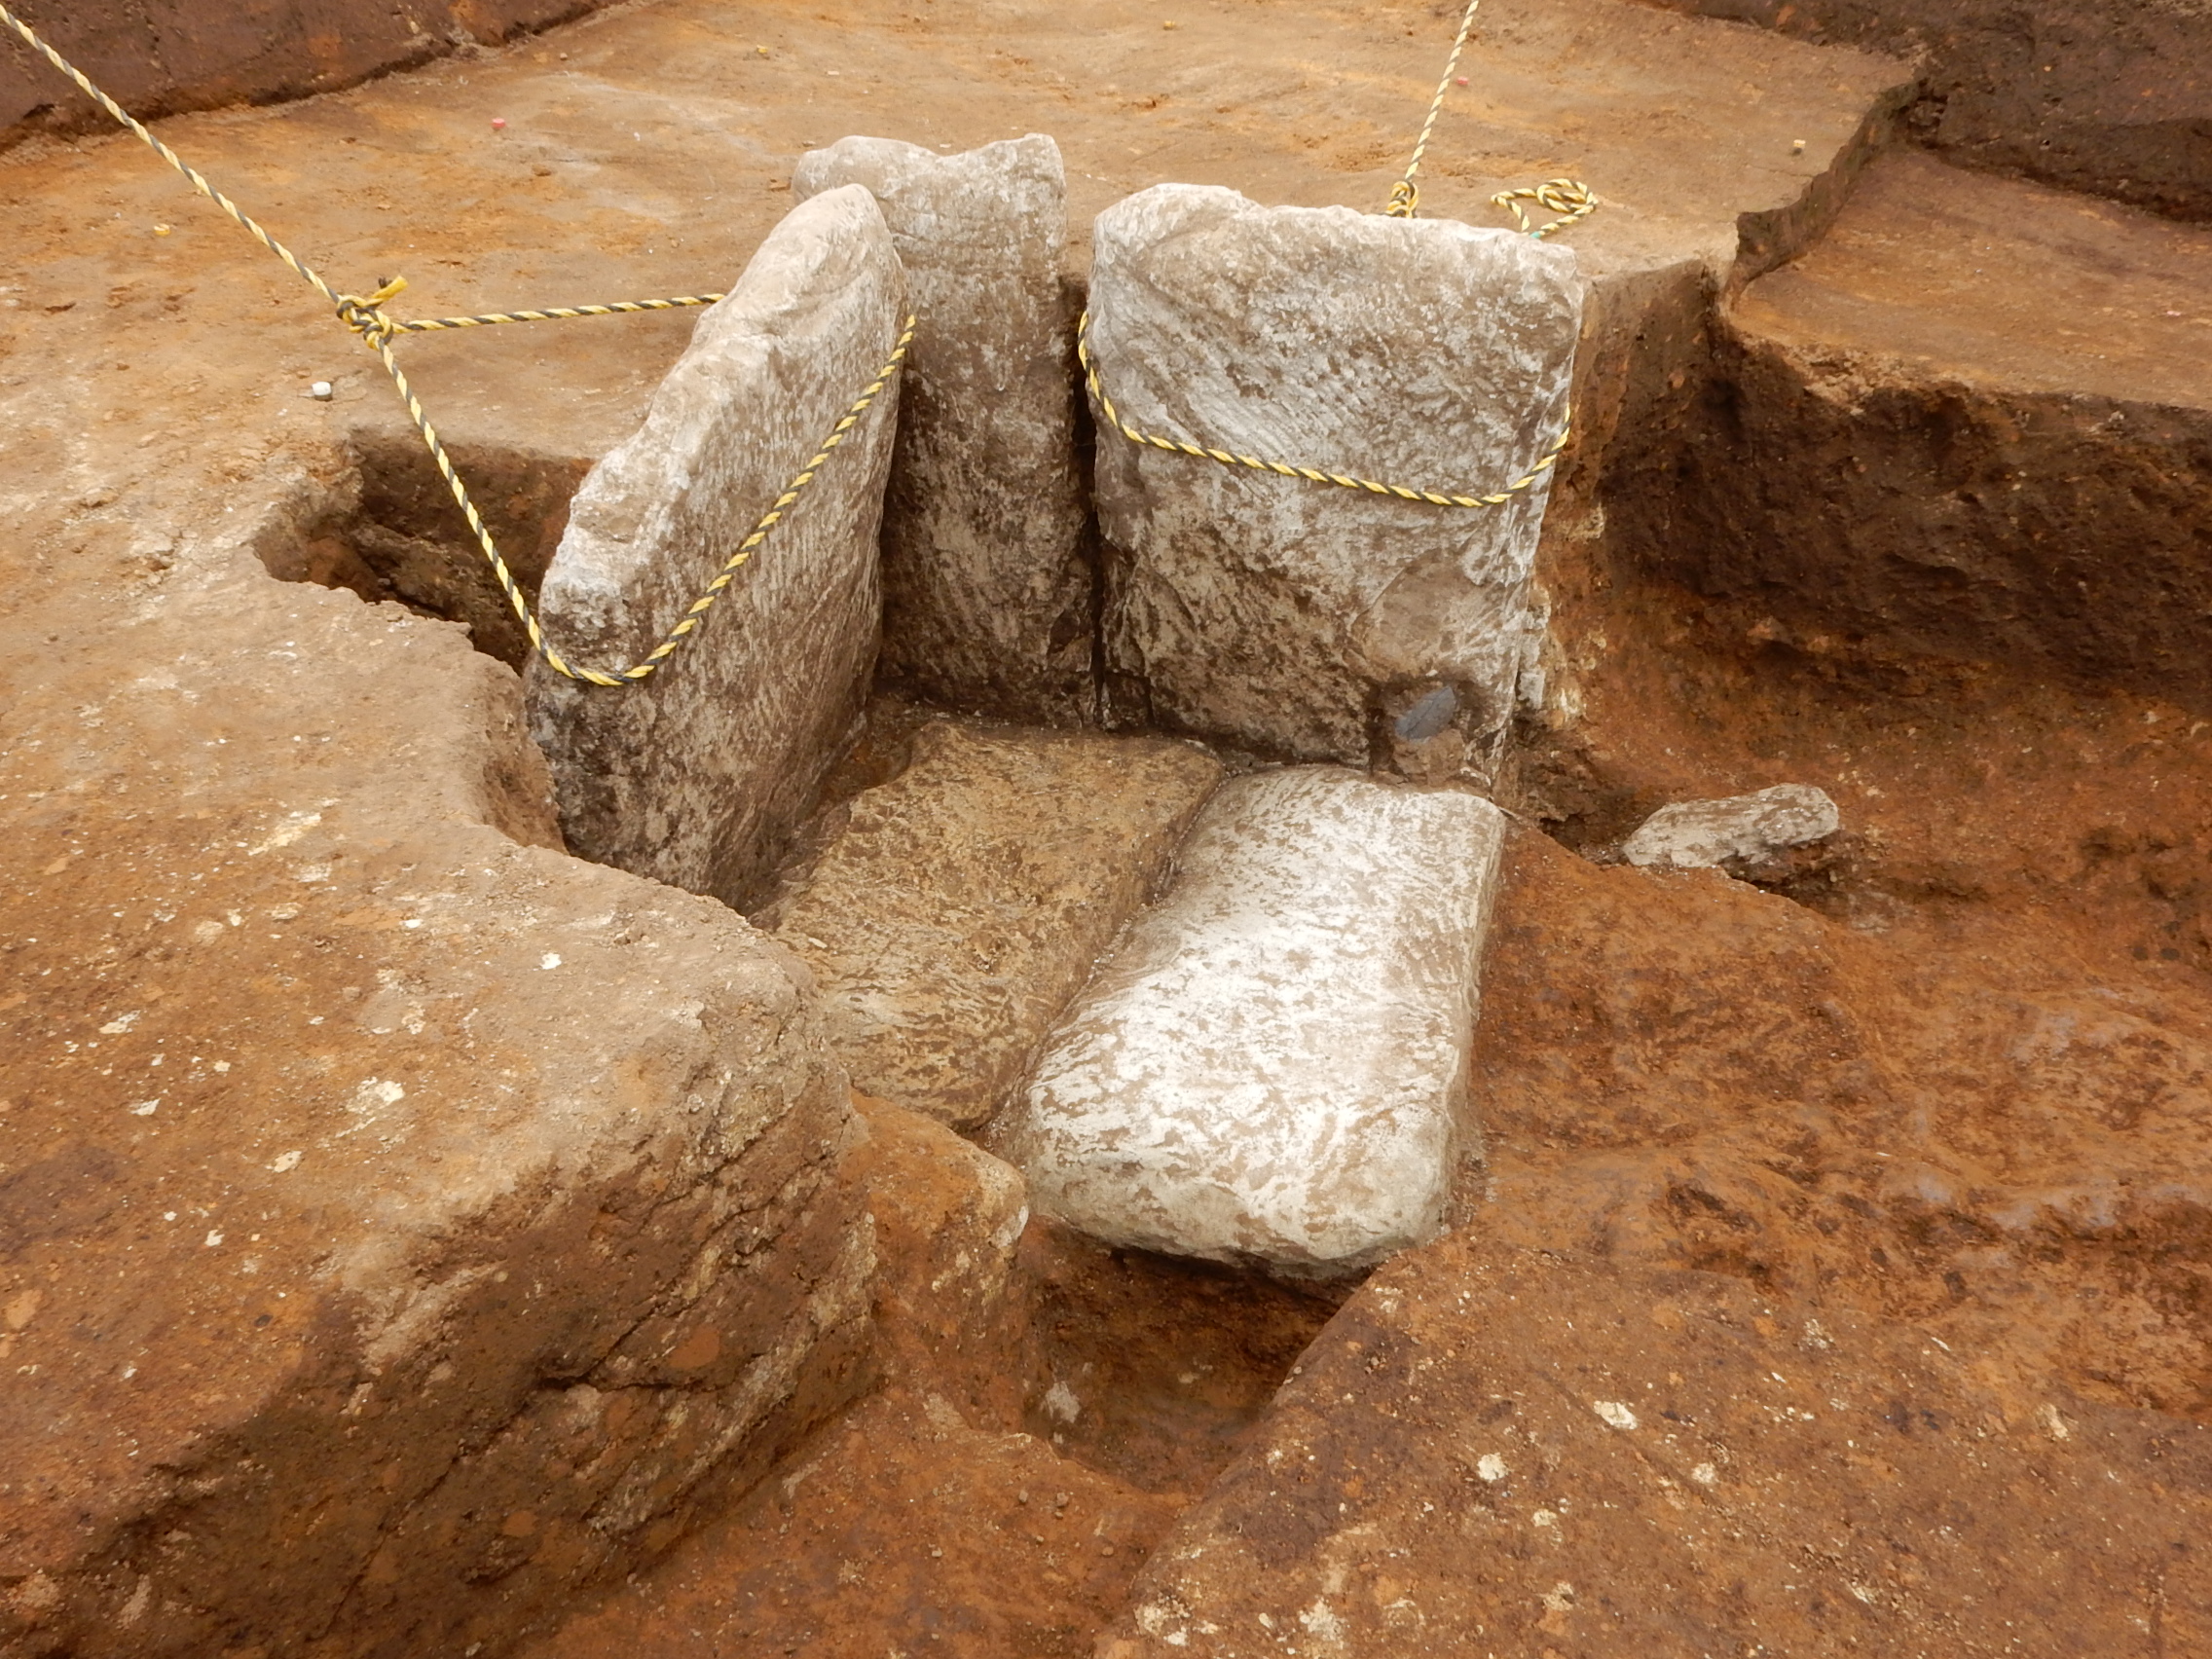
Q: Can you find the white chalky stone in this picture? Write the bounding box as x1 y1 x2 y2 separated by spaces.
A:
528 184 905 906
1087 184 1581 781
1623 783 1840 871
996 765 1507 1276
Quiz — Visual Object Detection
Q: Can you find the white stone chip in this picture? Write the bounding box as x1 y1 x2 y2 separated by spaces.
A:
996 766 1507 1275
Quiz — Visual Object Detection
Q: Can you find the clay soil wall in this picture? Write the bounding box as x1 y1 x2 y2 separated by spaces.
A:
1647 0 2212 221
0 0 614 148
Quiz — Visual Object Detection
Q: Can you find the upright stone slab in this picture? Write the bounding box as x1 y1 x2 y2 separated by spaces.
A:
994 766 1507 1276
794 135 1091 723
1087 185 1582 782
528 185 906 907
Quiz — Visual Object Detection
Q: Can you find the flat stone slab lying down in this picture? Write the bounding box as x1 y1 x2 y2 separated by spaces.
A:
529 183 905 908
995 766 1507 1275
1087 185 1581 783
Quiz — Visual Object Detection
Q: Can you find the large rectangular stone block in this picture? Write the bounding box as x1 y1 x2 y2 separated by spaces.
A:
794 135 1092 723
528 184 907 908
1086 185 1582 784
994 766 1507 1276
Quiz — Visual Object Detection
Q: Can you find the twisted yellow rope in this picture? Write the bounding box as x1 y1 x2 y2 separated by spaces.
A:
1384 0 1487 219
0 1 904 686
1078 312 1567 508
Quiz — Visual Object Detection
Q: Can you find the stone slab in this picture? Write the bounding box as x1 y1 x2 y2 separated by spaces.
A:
769 720 1224 1129
795 135 1092 723
1087 185 1581 783
528 183 906 909
995 766 1506 1276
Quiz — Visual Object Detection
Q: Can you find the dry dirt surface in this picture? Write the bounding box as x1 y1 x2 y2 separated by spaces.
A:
5 1 2212 1657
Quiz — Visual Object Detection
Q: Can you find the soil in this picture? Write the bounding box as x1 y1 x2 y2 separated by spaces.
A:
4 1 2210 1655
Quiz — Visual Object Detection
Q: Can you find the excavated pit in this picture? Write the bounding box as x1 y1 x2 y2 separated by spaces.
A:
8 1 2212 1656
264 432 588 672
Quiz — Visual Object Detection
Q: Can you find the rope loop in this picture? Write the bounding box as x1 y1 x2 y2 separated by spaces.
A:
335 275 409 350
1492 178 1600 240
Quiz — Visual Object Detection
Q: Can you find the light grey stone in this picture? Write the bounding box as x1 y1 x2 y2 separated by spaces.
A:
993 765 1507 1277
769 720 1223 1129
1623 784 1841 872
528 184 906 907
795 135 1091 723
1086 185 1582 784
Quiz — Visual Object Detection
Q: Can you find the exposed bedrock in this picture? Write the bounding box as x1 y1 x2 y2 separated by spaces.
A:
1085 186 1580 786
1608 150 2212 714
527 183 905 910
996 767 1507 1277
766 720 1223 1130
794 134 1093 724
0 477 874 1659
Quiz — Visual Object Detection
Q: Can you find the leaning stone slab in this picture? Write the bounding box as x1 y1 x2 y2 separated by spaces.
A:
1087 185 1582 783
794 135 1091 724
528 184 906 908
995 766 1507 1276
1624 783 1840 873
769 720 1223 1128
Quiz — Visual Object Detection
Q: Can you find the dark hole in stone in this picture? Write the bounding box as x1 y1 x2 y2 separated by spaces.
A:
264 429 591 673
1394 682 1459 742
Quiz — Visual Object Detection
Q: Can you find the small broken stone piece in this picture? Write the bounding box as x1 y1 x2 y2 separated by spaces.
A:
1622 784 1840 876
997 765 1507 1276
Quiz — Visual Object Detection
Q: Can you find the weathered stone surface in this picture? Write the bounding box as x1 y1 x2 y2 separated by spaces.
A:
995 767 1506 1276
768 720 1223 1129
528 184 906 909
1087 185 1581 783
0 477 874 1659
1623 782 1839 870
1103 1242 2212 1658
794 135 1092 723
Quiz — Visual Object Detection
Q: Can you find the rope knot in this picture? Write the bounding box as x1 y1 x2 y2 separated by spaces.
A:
1384 180 1419 219
335 274 408 350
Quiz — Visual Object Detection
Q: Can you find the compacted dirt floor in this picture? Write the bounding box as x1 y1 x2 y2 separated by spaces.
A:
6 1 2212 1655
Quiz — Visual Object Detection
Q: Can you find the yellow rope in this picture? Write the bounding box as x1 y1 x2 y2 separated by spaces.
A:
0 1 905 686
1078 311 1567 509
1490 177 1600 239
1384 0 1486 219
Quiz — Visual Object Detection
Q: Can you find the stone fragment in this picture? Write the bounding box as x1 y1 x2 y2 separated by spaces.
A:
770 720 1223 1128
795 135 1092 723
1623 782 1839 872
528 184 907 908
1086 185 1581 783
995 766 1507 1276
